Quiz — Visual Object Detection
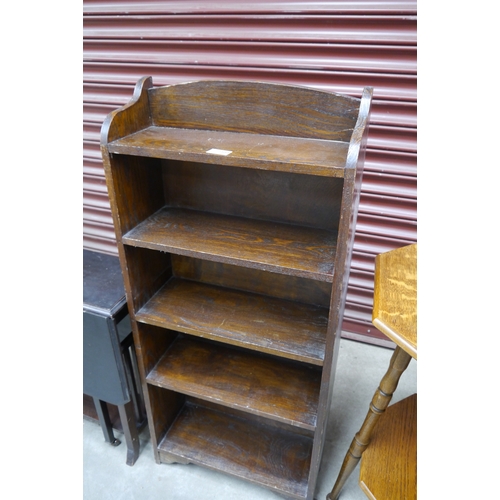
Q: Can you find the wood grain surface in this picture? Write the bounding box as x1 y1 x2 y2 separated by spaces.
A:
159 400 313 499
172 255 332 308
136 277 328 365
108 126 350 177
162 160 344 231
373 243 417 358
359 394 417 500
147 335 321 429
149 80 358 141
123 207 337 282
101 77 373 500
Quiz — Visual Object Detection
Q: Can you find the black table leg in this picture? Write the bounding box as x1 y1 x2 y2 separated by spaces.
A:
93 397 121 446
117 400 140 466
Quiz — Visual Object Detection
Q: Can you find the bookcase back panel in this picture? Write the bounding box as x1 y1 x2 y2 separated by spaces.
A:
172 255 331 308
189 396 315 439
149 80 359 141
163 160 344 231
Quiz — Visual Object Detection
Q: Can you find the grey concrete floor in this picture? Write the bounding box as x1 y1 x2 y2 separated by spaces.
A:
83 338 417 500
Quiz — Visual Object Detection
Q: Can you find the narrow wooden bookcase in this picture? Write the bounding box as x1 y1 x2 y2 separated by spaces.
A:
101 77 372 500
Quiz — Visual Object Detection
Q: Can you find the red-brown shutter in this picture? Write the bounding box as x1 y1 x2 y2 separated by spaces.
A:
83 0 417 345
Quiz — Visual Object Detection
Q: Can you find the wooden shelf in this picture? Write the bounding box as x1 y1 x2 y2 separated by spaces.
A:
147 335 321 430
123 207 337 282
136 277 329 365
108 126 350 177
158 401 313 500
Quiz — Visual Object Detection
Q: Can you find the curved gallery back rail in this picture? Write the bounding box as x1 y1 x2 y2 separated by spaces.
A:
100 77 372 500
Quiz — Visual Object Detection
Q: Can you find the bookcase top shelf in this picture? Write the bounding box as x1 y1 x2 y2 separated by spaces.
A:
108 125 350 177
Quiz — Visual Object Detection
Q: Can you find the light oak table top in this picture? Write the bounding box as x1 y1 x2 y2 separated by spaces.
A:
372 243 417 359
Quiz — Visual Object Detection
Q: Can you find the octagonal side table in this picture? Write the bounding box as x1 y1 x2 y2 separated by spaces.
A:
327 243 417 499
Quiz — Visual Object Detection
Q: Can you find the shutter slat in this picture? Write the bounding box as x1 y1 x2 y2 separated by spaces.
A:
84 15 416 45
83 61 417 101
83 40 416 75
84 1 417 15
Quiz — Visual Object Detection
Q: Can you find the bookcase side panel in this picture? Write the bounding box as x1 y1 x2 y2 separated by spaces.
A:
123 245 172 315
146 383 185 463
307 92 372 493
126 320 181 462
106 155 165 238
101 76 153 145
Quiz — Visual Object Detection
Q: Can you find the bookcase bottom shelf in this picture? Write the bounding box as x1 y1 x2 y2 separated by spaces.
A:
158 400 313 499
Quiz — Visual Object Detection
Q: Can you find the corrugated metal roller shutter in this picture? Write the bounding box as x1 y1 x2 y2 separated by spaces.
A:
83 0 417 345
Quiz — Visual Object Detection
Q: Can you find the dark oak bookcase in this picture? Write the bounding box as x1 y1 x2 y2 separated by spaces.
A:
101 77 372 500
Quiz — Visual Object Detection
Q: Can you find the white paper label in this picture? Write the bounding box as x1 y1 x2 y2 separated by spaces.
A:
206 148 232 156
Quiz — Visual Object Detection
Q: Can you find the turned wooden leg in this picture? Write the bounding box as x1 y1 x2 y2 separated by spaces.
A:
327 346 412 500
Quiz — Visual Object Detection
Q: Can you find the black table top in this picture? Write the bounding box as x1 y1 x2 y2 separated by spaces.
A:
83 250 127 317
